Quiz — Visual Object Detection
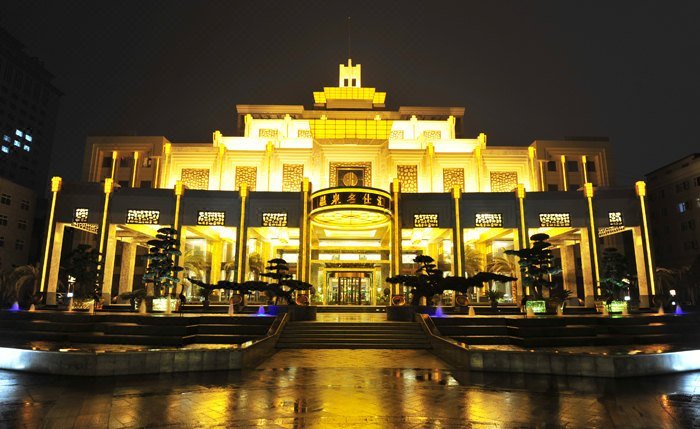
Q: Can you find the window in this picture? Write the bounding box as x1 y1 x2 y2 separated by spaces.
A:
13 140 20 147
102 156 113 168
548 184 559 191
119 157 130 168
17 220 27 230
0 215 6 226
142 157 152 168
118 180 129 188
20 200 29 210
2 135 9 142
547 161 557 172
24 134 32 142
683 181 690 190
15 239 24 250
568 184 580 191
139 180 152 188
695 177 700 186
1 146 8 154
0 236 3 247
0 194 10 205
23 145 30 152
566 161 578 172
15 129 22 138
679 202 688 213
586 161 596 172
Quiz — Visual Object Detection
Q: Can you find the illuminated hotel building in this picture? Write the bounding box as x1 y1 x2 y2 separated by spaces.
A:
42 60 656 308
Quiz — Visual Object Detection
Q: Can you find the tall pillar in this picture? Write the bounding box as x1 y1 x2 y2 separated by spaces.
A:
131 151 139 187
172 180 185 290
451 185 463 277
584 183 600 294
265 141 274 191
209 240 223 284
475 145 483 192
298 178 312 283
515 184 529 298
46 223 66 305
162 143 172 188
527 147 537 191
635 181 656 299
632 227 651 308
581 155 589 185
118 241 138 296
110 150 118 181
426 143 435 192
539 161 546 191
40 176 62 300
560 155 568 191
100 225 118 301
213 131 224 190
235 183 249 283
560 244 578 298
579 229 596 307
96 178 114 298
390 179 403 302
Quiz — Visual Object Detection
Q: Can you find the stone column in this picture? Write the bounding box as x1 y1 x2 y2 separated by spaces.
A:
46 223 66 305
632 226 651 308
40 176 62 299
560 244 578 298
118 241 138 296
235 183 249 283
100 225 118 301
579 229 596 307
209 240 223 284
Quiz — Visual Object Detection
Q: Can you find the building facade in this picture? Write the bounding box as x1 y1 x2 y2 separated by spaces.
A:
0 28 61 269
41 60 655 308
646 153 700 269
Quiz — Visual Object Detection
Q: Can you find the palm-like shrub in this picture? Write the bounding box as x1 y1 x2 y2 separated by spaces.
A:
599 247 634 303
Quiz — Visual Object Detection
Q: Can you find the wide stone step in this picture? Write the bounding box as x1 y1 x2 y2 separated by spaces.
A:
438 326 509 336
449 335 515 345
276 343 428 349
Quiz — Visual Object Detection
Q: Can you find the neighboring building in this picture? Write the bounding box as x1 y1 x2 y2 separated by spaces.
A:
0 177 35 270
646 153 700 269
42 59 655 308
0 27 61 268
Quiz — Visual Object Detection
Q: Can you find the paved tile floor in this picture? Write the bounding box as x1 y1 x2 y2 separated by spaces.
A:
2 349 700 428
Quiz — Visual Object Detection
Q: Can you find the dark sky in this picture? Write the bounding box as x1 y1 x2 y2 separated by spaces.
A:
2 1 699 186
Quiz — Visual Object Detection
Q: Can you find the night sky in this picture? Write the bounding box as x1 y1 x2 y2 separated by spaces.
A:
2 1 699 186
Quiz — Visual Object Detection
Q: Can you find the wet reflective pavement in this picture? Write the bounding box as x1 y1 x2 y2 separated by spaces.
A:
1 349 700 428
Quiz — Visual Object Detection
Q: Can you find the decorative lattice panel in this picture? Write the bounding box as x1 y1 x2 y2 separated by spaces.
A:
72 223 98 234
413 214 439 228
282 164 304 192
423 130 442 140
397 165 418 192
539 213 571 227
330 162 371 187
73 208 89 223
297 129 312 138
443 168 464 192
197 211 225 226
126 210 160 224
262 212 288 227
181 168 210 190
475 213 503 228
490 171 518 192
390 130 405 139
258 128 279 138
608 212 624 226
235 166 257 191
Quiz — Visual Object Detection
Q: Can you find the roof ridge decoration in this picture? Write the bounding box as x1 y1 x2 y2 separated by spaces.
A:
313 59 386 109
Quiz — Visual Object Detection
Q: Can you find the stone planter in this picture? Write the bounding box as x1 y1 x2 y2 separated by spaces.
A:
70 298 94 311
525 300 547 314
387 305 415 321
607 300 628 314
265 305 317 321
151 297 177 313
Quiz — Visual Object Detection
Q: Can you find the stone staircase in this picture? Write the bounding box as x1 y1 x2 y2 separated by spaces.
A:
276 321 430 349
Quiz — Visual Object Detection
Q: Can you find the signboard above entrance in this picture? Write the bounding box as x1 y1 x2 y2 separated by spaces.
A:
310 187 392 214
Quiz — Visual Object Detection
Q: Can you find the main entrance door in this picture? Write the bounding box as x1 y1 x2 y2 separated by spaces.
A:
326 271 372 305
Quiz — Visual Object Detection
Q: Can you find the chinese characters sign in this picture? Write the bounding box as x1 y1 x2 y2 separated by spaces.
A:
310 189 392 213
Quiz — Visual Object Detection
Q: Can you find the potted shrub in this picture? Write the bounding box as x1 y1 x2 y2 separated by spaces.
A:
506 233 561 314
386 255 516 320
62 244 100 311
599 248 633 314
485 288 505 310
142 227 183 312
117 288 147 312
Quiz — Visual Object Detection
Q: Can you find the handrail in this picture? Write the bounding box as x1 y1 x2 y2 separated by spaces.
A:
415 313 468 350
244 313 288 349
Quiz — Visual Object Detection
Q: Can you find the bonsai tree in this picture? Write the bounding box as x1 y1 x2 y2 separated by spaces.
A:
599 247 633 304
505 233 561 300
386 255 516 306
143 227 183 299
259 258 314 305
485 288 505 309
62 244 100 300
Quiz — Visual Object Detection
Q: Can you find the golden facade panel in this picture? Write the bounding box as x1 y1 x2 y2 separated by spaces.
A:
197 211 225 226
126 209 160 225
423 130 442 140
475 213 503 228
258 128 279 138
181 168 210 190
443 168 464 192
397 165 418 192
330 162 372 187
413 214 439 228
235 166 257 191
490 171 518 192
538 213 571 227
262 212 288 227
282 164 304 192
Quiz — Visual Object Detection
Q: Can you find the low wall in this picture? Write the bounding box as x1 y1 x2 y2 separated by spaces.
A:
417 315 700 378
0 314 287 376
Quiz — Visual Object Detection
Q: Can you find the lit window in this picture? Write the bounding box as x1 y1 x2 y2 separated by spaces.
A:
24 134 32 142
23 145 30 152
679 202 687 213
0 194 10 205
2 135 10 142
15 129 23 138
1 146 8 154
13 140 21 147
